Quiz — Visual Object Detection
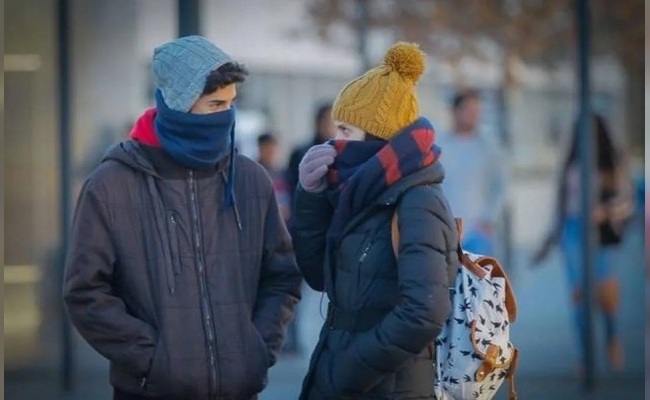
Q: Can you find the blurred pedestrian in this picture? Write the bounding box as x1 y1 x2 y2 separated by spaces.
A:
287 103 336 199
533 114 633 374
292 42 455 399
63 36 301 400
257 132 291 223
285 104 336 347
257 132 302 354
437 90 507 255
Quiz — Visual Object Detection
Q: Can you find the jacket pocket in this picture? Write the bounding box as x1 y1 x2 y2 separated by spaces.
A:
229 324 269 397
141 339 168 395
166 211 182 277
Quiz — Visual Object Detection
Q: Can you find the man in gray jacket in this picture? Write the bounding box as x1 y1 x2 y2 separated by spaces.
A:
63 36 302 400
437 90 508 256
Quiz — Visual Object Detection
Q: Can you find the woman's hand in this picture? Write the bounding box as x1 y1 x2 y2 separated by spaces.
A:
298 144 336 193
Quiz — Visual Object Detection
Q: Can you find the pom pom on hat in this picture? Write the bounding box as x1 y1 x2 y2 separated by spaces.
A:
383 42 426 82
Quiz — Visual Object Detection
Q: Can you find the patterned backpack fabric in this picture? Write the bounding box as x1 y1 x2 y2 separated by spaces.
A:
391 216 519 400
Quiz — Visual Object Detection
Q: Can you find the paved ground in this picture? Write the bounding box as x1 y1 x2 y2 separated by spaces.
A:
5 177 646 400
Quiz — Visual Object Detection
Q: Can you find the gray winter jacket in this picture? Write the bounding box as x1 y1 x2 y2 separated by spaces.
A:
63 141 301 400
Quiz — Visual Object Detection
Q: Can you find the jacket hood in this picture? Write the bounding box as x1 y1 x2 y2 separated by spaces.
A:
102 140 159 177
101 107 162 175
130 107 161 147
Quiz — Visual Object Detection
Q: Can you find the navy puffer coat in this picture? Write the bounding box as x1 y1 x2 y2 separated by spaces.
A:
293 161 457 400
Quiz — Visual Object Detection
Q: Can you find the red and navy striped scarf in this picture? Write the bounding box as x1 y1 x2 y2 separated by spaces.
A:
326 117 441 247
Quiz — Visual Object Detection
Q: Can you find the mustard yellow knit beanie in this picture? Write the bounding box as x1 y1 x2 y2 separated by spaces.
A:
332 42 426 140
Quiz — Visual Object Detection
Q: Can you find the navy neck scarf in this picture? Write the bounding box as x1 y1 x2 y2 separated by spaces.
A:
154 89 237 206
326 117 441 247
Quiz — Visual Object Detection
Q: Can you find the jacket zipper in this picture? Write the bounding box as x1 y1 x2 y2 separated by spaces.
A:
356 238 373 295
189 170 219 399
359 238 373 264
167 212 182 278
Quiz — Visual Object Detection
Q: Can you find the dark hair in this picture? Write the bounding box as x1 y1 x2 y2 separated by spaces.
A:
566 114 618 172
314 103 333 129
257 132 277 146
202 62 249 95
452 89 481 110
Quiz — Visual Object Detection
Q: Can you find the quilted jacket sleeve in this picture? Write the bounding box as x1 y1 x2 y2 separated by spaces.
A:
332 185 455 392
63 179 157 377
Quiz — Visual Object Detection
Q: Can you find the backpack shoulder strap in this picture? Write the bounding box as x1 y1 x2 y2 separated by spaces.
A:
391 214 466 257
454 218 464 242
391 212 399 255
472 256 518 322
392 215 466 256
454 219 493 280
391 184 439 255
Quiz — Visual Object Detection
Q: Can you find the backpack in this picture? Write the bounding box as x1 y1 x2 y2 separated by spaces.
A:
391 215 519 400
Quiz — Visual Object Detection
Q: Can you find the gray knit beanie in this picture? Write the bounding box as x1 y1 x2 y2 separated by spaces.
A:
152 35 233 112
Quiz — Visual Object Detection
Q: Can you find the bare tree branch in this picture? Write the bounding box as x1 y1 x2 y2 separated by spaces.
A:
307 0 643 71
